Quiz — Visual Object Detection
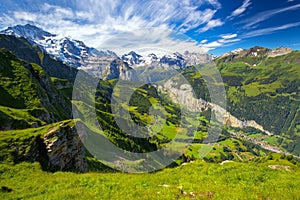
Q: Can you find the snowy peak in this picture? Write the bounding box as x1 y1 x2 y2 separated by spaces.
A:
121 51 213 69
148 53 158 60
1 24 214 78
1 24 118 68
1 24 55 43
121 51 144 66
160 52 214 68
183 51 215 66
160 52 185 68
230 48 244 55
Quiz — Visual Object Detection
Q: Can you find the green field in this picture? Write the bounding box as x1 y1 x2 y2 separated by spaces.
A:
1 159 299 200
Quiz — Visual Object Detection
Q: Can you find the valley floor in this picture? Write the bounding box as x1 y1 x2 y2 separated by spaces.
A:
1 160 300 200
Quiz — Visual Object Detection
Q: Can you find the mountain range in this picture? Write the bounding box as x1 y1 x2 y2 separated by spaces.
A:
0 24 299 175
1 24 215 78
2 24 293 80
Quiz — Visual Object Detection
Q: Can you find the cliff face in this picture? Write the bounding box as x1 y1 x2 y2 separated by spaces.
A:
267 47 293 58
79 56 134 80
2 120 88 172
157 80 272 135
43 120 87 172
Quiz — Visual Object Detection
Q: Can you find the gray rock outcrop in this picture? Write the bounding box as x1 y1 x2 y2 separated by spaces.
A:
43 120 88 172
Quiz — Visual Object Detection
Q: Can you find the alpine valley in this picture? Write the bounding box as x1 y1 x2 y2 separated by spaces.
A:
0 24 300 199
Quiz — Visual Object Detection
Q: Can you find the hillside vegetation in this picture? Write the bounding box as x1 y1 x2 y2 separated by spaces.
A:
0 49 71 130
0 35 299 199
1 158 300 199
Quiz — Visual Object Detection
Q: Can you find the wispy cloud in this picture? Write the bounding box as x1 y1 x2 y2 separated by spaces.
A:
0 0 225 54
198 19 224 32
238 3 300 29
100 28 207 56
220 33 238 39
200 33 240 50
228 0 251 19
177 9 217 32
205 0 222 9
242 21 300 38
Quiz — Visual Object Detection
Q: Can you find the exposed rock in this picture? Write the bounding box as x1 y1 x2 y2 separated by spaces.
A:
183 51 215 66
43 120 88 172
121 51 214 69
1 24 118 69
157 79 272 135
80 56 134 80
157 82 209 112
268 165 291 171
267 47 293 58
218 46 270 63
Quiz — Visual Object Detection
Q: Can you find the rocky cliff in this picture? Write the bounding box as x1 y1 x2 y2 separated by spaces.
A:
80 56 134 80
3 120 88 172
267 47 293 58
43 120 87 172
157 80 272 135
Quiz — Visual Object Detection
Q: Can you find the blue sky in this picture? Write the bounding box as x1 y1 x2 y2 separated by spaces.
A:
0 0 299 56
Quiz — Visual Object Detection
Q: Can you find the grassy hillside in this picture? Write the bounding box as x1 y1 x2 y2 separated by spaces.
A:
0 35 299 199
0 34 77 82
0 118 299 199
1 158 299 199
216 51 300 155
0 49 71 129
177 51 300 156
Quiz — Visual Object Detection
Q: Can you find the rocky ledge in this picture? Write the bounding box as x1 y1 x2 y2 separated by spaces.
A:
43 120 87 172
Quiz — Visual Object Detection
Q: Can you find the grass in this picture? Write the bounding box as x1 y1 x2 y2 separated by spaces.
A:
264 136 279 146
213 51 300 154
0 159 300 200
0 120 76 164
0 105 46 127
0 45 300 199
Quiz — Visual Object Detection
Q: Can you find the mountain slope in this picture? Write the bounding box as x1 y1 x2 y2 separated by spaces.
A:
1 25 215 80
1 157 299 199
0 49 71 129
216 49 300 155
1 24 118 69
0 34 77 82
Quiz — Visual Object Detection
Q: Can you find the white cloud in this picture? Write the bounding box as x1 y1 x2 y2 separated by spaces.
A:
239 3 300 29
205 0 222 9
200 33 240 50
178 9 217 32
202 41 223 48
228 0 251 19
0 1 225 55
13 12 38 22
198 19 224 32
99 28 206 56
74 0 221 33
242 22 300 38
220 33 238 39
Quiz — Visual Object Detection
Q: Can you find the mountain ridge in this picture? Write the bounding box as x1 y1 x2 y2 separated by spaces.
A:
1 24 214 77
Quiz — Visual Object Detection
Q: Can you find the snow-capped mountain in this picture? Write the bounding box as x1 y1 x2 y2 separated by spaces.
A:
1 24 117 68
121 51 214 69
121 51 145 66
2 24 55 43
159 52 185 69
1 24 214 79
